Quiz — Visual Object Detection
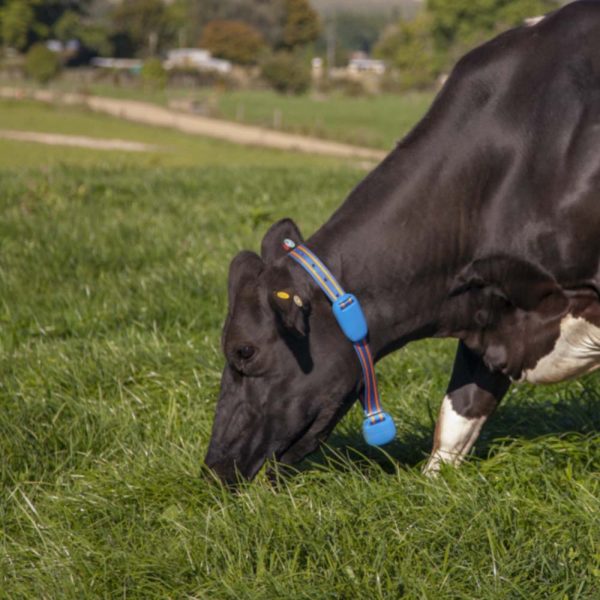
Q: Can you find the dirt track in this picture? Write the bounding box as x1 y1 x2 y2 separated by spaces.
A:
0 128 158 152
0 87 386 161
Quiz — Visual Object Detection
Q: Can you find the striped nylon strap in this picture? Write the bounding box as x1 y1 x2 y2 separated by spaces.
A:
283 239 396 446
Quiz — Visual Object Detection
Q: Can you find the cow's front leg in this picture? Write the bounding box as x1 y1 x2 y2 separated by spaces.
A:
423 341 510 475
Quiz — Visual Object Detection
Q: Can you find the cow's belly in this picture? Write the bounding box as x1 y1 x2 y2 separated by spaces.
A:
519 314 600 384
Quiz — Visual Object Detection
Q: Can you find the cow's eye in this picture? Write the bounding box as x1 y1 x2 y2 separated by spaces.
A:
237 345 256 360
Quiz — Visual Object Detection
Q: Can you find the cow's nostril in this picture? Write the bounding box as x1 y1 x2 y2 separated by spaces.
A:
238 345 255 360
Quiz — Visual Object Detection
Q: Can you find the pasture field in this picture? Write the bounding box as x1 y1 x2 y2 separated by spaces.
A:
0 99 346 170
3 81 434 149
165 89 433 150
1 103 600 598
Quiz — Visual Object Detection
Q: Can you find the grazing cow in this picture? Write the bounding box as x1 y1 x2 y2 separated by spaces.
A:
205 1 600 484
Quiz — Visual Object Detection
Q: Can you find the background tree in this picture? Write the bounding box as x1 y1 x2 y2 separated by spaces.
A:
76 22 111 57
53 9 81 42
200 20 266 65
428 0 560 64
24 42 60 82
312 12 382 69
141 56 167 88
110 0 173 57
282 0 320 49
31 1 95 44
229 0 287 46
311 0 422 15
0 0 107 55
334 12 388 54
170 0 286 49
374 12 439 89
261 51 311 94
373 0 562 89
0 0 36 50
53 8 111 58
100 0 319 59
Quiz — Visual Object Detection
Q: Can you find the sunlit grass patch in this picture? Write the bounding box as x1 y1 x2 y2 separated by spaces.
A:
0 99 346 170
1 164 599 598
4 81 434 150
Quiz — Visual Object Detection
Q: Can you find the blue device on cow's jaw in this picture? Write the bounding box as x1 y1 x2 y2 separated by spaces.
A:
283 239 396 447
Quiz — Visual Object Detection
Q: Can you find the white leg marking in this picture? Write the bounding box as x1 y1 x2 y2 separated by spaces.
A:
521 315 600 384
423 395 487 476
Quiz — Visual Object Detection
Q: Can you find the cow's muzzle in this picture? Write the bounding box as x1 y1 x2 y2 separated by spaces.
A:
204 446 266 486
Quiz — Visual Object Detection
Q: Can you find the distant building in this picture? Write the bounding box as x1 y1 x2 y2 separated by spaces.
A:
347 52 385 75
163 49 232 74
91 57 143 73
46 40 63 53
46 39 81 53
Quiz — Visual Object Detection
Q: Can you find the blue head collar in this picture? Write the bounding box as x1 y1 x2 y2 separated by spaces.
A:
283 239 396 446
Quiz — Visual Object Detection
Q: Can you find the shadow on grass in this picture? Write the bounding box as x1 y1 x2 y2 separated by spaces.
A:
282 379 600 479
476 382 600 454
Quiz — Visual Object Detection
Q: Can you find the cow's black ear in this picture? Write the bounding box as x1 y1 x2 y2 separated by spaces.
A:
269 289 309 338
261 218 304 263
227 251 263 306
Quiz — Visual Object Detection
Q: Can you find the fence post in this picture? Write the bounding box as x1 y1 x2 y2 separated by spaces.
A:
236 103 245 122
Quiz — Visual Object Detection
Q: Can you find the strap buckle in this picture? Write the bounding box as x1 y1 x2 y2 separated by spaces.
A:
332 293 368 343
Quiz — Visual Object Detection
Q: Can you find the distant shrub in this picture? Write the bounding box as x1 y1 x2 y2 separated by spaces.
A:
333 77 369 97
201 20 266 65
141 58 167 89
261 53 310 95
24 44 61 84
373 13 439 91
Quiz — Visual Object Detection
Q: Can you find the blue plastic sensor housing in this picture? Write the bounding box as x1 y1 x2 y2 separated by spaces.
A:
362 412 396 446
332 293 368 342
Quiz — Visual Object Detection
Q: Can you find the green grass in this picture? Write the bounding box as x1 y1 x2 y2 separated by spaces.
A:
0 99 345 169
191 89 434 149
1 113 600 598
4 78 434 150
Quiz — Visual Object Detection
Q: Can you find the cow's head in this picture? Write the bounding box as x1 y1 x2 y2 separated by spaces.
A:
205 219 360 484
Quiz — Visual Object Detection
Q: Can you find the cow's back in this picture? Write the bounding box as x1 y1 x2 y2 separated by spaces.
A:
439 1 600 286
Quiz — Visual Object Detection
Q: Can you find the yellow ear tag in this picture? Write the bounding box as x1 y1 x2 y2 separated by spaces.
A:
276 291 290 300
293 295 303 307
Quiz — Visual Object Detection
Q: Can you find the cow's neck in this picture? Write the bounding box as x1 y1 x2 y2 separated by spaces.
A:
306 130 475 358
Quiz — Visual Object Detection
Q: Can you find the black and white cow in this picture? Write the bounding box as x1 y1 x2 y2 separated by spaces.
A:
205 1 600 484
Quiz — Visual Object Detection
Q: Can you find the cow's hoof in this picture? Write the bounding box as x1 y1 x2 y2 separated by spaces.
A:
422 458 441 478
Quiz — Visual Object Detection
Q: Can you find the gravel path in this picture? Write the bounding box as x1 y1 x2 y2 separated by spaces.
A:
0 87 386 161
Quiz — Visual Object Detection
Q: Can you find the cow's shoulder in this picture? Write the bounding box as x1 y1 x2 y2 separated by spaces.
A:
441 251 600 381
